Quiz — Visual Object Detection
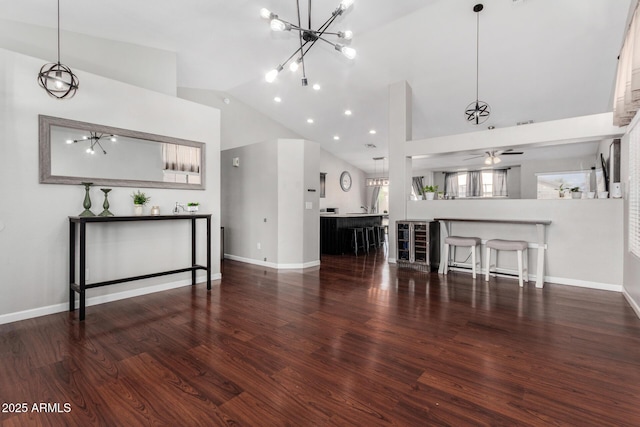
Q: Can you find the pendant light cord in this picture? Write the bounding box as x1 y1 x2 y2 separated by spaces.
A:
476 10 480 102
57 0 61 64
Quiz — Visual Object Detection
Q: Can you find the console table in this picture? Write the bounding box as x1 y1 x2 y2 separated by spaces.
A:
434 218 551 288
69 214 211 320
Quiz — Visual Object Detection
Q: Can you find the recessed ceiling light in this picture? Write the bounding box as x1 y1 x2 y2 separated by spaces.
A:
333 136 340 140
344 110 352 116
369 129 377 134
274 96 282 103
307 118 314 124
312 83 321 91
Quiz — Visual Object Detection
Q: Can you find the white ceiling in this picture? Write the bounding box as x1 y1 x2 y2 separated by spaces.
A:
0 0 632 173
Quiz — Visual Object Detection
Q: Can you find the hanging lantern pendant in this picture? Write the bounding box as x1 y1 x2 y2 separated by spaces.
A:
38 0 79 99
465 3 490 125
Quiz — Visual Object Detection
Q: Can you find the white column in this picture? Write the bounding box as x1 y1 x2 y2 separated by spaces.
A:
388 81 412 262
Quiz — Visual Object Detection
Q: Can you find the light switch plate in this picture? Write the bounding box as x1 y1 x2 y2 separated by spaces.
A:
305 202 312 209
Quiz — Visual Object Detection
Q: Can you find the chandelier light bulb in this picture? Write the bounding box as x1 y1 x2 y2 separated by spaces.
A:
66 139 73 144
484 157 492 165
339 45 356 59
340 0 355 11
270 18 289 31
110 135 117 142
339 30 353 40
289 60 300 72
260 8 272 19
494 156 501 164
265 66 282 83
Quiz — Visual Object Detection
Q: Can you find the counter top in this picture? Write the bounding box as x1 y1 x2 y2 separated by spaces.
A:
320 213 386 218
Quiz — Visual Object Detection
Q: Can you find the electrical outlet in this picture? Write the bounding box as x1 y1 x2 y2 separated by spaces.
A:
257 242 261 250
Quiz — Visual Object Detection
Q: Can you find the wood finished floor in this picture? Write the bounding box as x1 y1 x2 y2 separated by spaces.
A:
1 251 640 426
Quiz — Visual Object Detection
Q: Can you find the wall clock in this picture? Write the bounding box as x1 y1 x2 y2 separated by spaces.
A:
340 170 352 192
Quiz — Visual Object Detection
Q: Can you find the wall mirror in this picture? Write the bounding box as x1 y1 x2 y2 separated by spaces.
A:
39 115 206 190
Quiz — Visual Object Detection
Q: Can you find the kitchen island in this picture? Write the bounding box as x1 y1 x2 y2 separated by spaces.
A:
320 213 384 255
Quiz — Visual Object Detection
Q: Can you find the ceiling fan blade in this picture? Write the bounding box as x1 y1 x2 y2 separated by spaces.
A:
463 155 484 160
501 151 523 155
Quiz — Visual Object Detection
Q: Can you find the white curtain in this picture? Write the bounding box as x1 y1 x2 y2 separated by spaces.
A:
444 172 459 198
412 176 425 199
370 186 381 212
493 169 508 197
162 144 200 173
466 171 483 197
614 4 640 126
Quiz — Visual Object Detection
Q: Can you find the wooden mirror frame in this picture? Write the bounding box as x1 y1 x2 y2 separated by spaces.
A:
39 115 206 190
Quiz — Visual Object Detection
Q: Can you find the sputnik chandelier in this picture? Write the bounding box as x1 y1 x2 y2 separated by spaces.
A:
464 3 490 125
261 0 356 86
66 132 117 155
38 0 79 99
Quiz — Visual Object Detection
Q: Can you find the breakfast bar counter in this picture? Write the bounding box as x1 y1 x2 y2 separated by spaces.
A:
435 217 551 288
320 214 384 254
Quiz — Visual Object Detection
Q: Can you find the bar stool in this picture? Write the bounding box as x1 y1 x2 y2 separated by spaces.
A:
374 225 386 248
485 239 528 287
442 236 481 278
364 226 377 252
349 228 367 256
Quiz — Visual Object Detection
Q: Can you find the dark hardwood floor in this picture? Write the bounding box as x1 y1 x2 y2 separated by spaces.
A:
2 250 640 426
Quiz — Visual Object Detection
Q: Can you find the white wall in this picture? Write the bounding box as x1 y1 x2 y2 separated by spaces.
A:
0 19 177 96
319 149 368 213
220 141 279 263
0 49 221 324
221 139 320 268
177 88 303 150
277 140 320 267
406 199 624 290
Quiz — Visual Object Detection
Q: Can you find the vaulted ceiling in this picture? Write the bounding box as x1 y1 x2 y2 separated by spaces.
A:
0 0 632 172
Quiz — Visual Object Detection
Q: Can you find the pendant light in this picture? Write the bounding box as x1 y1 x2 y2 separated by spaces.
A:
464 3 490 125
38 0 79 99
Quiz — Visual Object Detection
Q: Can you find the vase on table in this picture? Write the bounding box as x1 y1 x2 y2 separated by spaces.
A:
79 182 95 217
99 188 113 216
133 204 144 216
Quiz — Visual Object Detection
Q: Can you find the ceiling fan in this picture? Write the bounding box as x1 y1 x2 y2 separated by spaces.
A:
464 149 524 164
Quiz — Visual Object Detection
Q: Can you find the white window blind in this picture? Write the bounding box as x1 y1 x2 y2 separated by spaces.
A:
630 123 640 258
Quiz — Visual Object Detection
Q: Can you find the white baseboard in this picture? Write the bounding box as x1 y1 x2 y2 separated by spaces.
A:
543 275 622 292
623 288 640 319
224 254 320 270
0 274 222 326
446 266 622 292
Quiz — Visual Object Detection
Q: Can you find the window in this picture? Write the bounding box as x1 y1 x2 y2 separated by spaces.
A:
536 171 591 199
453 171 501 198
630 125 640 258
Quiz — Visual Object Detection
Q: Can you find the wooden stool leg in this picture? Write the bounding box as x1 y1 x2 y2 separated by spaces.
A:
517 249 524 287
443 243 450 275
471 245 477 279
485 246 491 282
524 248 529 282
